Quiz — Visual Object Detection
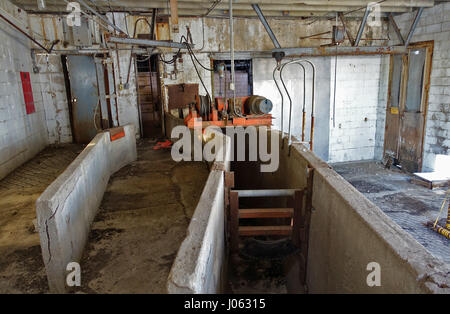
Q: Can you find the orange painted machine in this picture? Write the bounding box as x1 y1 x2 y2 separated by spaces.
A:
184 95 273 129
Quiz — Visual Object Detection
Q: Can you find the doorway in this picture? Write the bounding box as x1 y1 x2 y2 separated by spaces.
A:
136 54 162 138
62 55 118 144
383 41 433 173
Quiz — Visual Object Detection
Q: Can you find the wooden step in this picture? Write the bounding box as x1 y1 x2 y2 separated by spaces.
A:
239 208 294 219
239 225 292 236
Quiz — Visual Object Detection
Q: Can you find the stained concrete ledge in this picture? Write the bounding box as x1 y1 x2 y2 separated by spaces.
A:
167 128 231 293
36 124 137 293
284 138 450 293
309 165 450 293
229 130 449 293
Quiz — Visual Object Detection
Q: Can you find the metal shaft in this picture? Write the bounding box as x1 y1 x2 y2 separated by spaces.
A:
251 4 281 49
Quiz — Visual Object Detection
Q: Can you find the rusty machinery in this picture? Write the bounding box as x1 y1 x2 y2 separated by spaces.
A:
184 95 273 129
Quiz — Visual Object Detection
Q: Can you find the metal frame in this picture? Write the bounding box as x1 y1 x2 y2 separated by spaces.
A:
354 3 372 46
338 12 355 46
388 13 405 45
405 7 424 47
76 0 127 35
107 36 193 49
272 45 407 58
251 4 281 49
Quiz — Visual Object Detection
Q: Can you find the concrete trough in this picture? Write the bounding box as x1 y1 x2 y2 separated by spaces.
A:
36 124 137 293
169 129 450 293
167 127 231 293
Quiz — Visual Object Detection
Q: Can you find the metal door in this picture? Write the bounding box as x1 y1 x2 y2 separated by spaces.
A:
66 55 100 143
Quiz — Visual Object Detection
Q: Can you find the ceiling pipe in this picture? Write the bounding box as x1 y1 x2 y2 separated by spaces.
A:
16 0 435 8
76 0 128 35
0 11 52 53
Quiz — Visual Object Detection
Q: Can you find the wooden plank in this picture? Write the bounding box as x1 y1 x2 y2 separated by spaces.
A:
167 83 199 110
239 208 294 219
170 0 179 33
230 191 239 254
239 226 292 236
224 171 235 188
299 167 314 285
292 190 304 247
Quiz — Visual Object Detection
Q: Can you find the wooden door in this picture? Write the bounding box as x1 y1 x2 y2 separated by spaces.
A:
384 41 433 172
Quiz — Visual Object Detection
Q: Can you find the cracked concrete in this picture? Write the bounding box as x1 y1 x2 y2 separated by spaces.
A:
73 139 209 293
0 144 83 293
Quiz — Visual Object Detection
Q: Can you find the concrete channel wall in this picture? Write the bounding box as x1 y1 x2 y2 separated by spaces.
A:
263 130 450 293
36 125 137 293
167 128 231 293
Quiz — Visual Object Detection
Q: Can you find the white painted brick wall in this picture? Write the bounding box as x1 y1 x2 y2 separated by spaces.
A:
0 1 49 180
36 54 72 144
392 3 450 172
328 56 385 163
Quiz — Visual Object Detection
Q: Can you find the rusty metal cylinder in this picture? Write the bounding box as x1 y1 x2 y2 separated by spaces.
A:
245 95 273 115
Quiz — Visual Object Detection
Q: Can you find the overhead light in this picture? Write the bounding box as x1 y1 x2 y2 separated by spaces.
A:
37 0 46 10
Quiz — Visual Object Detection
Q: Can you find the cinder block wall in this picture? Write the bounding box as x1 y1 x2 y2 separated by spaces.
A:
0 1 48 180
328 56 388 163
391 3 450 171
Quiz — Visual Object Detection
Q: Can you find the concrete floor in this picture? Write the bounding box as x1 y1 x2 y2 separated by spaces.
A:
332 161 450 265
0 144 84 293
74 139 209 293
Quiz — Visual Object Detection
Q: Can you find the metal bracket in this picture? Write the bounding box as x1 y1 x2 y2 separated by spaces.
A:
338 12 355 46
354 3 373 46
405 7 424 47
388 13 405 45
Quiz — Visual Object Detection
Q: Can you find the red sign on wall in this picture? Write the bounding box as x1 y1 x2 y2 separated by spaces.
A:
20 72 35 114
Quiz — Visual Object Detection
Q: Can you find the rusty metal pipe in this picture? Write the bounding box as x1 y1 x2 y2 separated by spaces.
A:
302 111 306 142
280 59 316 149
0 11 50 53
296 63 306 142
272 66 284 143
299 60 316 151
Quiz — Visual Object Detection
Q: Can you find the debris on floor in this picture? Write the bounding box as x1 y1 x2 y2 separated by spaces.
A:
332 161 450 265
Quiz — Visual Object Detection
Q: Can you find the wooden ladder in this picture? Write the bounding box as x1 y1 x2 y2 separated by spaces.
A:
229 188 304 254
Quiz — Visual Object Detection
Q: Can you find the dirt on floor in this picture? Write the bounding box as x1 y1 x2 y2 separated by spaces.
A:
73 139 209 294
0 145 84 293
